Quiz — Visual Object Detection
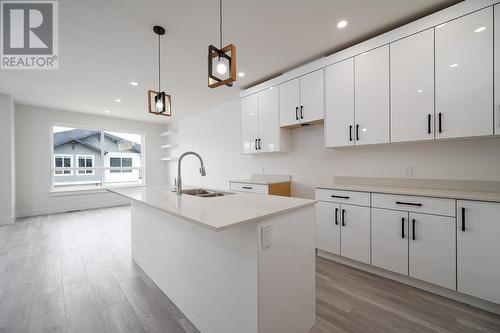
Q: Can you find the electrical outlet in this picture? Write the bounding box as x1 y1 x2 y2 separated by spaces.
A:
404 166 414 177
261 225 272 249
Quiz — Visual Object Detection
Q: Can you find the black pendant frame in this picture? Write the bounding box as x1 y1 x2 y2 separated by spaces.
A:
208 44 236 88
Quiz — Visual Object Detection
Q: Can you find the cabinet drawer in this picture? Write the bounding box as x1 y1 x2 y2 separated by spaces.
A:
315 189 370 207
230 182 268 195
372 193 455 217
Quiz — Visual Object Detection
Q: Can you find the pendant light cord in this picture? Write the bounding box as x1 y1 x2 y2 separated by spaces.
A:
158 33 161 92
219 0 222 49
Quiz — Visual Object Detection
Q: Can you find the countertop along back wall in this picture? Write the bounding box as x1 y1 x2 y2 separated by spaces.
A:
15 104 167 217
166 99 500 199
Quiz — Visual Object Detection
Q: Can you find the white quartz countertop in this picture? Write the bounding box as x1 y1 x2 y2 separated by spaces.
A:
318 183 500 203
108 185 315 231
230 179 289 185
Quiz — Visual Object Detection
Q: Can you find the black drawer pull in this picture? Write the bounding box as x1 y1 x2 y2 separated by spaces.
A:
356 124 360 141
427 114 431 134
349 125 353 141
461 207 465 232
341 209 346 226
412 219 416 241
401 217 405 239
300 105 304 119
396 201 422 207
242 186 253 190
295 107 299 120
438 112 442 133
335 208 339 225
331 195 350 199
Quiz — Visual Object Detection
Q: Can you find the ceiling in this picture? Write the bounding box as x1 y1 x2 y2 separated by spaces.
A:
0 0 460 124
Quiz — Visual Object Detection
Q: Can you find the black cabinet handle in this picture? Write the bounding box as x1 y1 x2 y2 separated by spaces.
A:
341 209 346 226
331 195 350 199
412 219 416 241
401 217 405 239
438 112 442 133
242 186 253 190
255 139 258 150
335 208 339 225
300 105 304 119
295 107 299 120
396 201 422 207
258 138 261 150
349 125 353 142
427 114 431 134
461 207 465 232
356 124 360 141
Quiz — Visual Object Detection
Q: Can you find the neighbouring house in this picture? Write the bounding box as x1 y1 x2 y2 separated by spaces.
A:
53 129 142 187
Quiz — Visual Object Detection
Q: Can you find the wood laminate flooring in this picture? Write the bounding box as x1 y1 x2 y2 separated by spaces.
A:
1 206 499 333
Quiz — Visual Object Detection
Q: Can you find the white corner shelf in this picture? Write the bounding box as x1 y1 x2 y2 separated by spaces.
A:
160 157 178 162
160 144 177 149
160 130 177 137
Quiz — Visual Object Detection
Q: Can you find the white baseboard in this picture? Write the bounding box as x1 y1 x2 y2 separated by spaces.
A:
16 199 130 219
317 250 500 315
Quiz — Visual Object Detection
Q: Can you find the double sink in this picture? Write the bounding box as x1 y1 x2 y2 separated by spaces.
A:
181 188 235 198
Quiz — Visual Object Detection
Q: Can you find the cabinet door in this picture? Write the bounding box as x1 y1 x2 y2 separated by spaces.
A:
391 29 435 142
495 5 500 135
315 201 341 255
409 213 456 290
300 69 324 124
371 208 408 275
258 87 280 152
340 204 370 264
325 58 355 148
435 7 493 139
354 45 390 145
457 201 500 304
241 94 259 154
279 78 300 127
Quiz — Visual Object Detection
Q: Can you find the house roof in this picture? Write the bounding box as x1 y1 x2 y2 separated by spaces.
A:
54 129 141 153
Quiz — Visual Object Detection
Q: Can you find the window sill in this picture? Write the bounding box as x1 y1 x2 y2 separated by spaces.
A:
50 183 145 197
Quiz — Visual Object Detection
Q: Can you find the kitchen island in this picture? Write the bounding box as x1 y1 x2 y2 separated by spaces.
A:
108 185 316 333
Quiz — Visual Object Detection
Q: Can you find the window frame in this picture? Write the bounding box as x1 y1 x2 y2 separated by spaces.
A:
50 123 146 192
53 154 73 176
76 154 95 175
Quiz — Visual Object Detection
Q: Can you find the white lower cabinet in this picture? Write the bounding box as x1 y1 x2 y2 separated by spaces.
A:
340 204 370 264
371 208 409 275
315 201 340 255
408 213 456 289
457 200 500 304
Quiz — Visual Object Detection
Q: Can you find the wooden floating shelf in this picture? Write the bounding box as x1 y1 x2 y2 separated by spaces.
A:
160 130 177 137
160 144 177 149
160 157 178 162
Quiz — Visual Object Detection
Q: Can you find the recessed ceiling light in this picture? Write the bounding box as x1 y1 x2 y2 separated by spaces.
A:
474 26 486 33
130 81 139 86
105 110 111 114
337 20 348 29
114 98 122 103
238 72 245 77
449 63 458 68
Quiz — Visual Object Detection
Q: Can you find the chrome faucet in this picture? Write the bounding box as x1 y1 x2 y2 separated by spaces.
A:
177 151 206 195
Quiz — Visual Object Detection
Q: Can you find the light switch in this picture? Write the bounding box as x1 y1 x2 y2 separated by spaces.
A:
261 225 272 249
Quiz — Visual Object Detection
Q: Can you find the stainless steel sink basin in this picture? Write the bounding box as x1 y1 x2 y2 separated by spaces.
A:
180 188 234 198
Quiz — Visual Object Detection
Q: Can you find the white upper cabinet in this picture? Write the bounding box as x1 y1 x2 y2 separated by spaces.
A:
241 88 289 155
325 58 355 148
391 29 435 142
435 7 493 139
495 5 500 135
300 69 324 124
279 78 300 127
258 87 281 153
241 94 259 154
457 200 500 304
354 45 390 145
279 70 324 127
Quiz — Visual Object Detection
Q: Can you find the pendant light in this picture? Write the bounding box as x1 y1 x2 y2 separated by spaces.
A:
208 0 236 88
148 25 172 116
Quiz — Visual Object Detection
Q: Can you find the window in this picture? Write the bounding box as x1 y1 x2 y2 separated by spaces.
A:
52 126 144 190
54 154 73 176
77 155 95 175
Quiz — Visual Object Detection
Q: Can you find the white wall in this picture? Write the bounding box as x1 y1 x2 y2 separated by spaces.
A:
0 94 16 224
166 99 500 199
15 104 166 217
